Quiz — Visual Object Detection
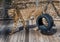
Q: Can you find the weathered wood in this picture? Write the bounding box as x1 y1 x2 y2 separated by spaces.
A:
0 21 60 42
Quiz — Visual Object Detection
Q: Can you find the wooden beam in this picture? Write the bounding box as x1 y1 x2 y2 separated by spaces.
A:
0 18 13 21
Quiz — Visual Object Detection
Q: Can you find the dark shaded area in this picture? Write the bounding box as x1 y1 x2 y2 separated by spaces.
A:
25 24 37 29
0 27 23 35
38 18 43 26
0 24 37 35
0 27 10 42
25 27 29 42
40 28 57 35
5 24 37 35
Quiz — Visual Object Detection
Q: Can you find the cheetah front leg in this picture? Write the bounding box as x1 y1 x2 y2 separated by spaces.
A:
9 14 19 34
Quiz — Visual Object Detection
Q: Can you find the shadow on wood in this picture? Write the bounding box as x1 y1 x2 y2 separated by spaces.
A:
40 28 57 35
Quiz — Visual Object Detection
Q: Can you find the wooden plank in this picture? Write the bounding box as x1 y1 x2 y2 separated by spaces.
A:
0 25 60 42
9 30 25 42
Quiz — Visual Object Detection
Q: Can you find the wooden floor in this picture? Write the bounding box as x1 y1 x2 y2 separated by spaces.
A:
0 21 60 42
